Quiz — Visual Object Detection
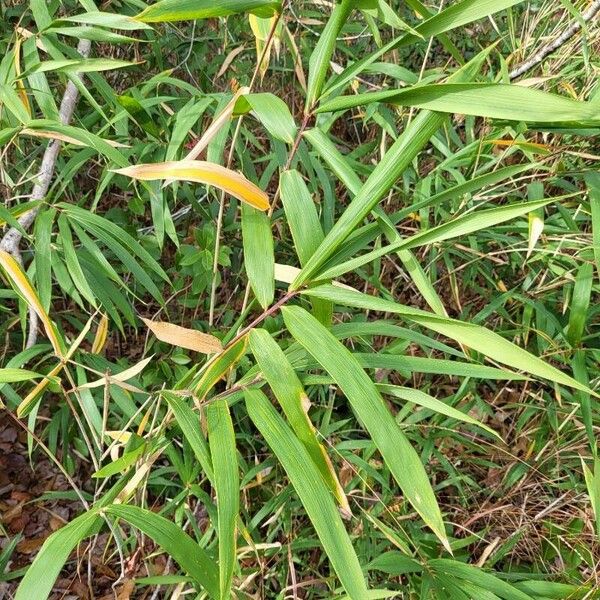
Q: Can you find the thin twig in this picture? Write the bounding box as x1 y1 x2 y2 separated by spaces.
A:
509 0 600 80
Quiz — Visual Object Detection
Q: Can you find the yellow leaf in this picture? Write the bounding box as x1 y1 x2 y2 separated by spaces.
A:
114 160 269 211
92 314 109 354
14 36 31 118
17 362 63 417
79 356 153 390
142 318 222 354
184 86 249 161
0 250 63 357
20 128 128 148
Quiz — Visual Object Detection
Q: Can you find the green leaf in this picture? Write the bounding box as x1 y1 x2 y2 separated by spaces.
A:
565 262 593 346
58 214 98 308
323 0 526 98
317 198 553 280
106 505 219 598
280 169 331 323
23 58 137 75
136 0 282 23
291 47 492 288
163 391 214 484
241 204 274 309
14 510 102 600
206 400 239 600
44 26 139 43
302 285 594 395
305 0 355 111
244 388 368 598
0 368 50 383
378 385 500 439
238 93 297 144
117 95 162 139
53 11 154 30
429 560 533 600
249 329 349 513
34 208 55 312
586 172 600 281
281 305 450 550
194 338 247 399
0 83 30 123
318 83 600 128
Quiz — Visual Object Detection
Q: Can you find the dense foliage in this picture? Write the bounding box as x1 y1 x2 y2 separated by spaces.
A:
0 0 599 598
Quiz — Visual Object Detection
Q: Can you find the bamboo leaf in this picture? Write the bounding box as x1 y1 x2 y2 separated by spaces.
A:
142 318 223 354
0 249 64 357
302 285 595 395
318 83 600 128
106 505 219 598
14 510 102 600
323 0 526 98
249 328 350 514
163 391 214 484
291 47 492 288
114 160 270 211
207 400 239 600
241 204 274 308
305 0 354 111
136 0 282 23
245 388 368 598
282 305 450 550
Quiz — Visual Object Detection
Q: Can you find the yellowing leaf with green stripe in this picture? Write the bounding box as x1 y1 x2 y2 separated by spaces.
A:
114 161 270 211
249 328 350 515
281 305 450 551
0 249 64 357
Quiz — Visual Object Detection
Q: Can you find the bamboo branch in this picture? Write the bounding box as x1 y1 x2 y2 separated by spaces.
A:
509 0 600 80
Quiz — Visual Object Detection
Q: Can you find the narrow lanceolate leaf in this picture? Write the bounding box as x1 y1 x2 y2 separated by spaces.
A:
0 249 64 357
249 329 350 514
429 560 533 600
79 356 153 390
238 93 297 144
282 306 450 550
303 128 447 316
302 285 595 396
194 338 247 400
565 262 593 347
136 0 282 23
207 400 239 600
241 204 274 308
245 388 368 598
163 391 214 484
0 368 49 383
114 161 269 211
318 83 600 127
91 314 109 354
291 47 492 288
378 385 500 440
14 509 102 600
280 169 332 323
106 505 219 599
317 198 553 280
584 173 600 280
142 318 222 354
323 0 526 98
305 0 355 111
